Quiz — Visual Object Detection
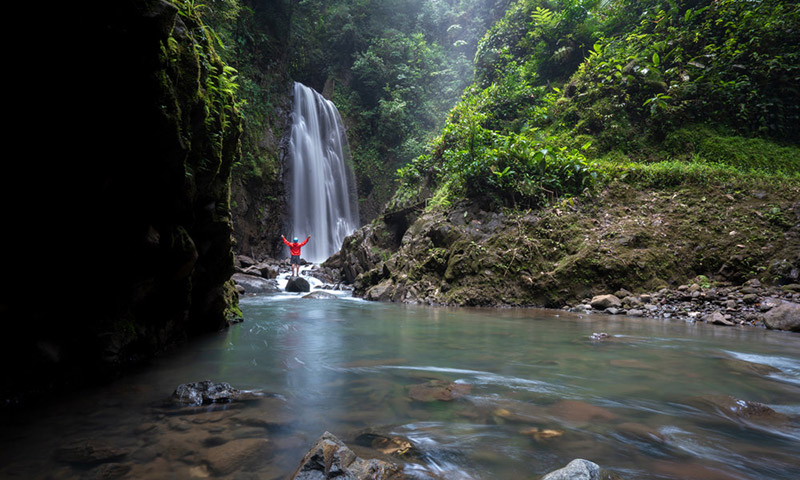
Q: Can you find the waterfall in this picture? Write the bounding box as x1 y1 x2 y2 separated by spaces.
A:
287 82 360 263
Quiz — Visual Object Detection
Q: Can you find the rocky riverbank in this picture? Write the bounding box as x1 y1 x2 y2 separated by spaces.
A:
565 279 800 331
327 181 800 333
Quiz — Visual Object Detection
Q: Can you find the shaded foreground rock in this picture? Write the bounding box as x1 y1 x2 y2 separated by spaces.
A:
291 431 405 480
541 459 601 480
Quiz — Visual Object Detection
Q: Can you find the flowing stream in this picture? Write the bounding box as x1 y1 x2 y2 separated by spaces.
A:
287 83 359 263
1 285 799 479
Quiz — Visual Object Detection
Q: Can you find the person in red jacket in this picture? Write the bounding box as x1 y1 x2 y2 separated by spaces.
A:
282 235 310 277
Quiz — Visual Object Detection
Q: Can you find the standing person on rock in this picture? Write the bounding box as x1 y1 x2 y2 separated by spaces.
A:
282 235 310 277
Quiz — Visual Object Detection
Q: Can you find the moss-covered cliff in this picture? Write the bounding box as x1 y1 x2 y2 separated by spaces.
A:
2 0 243 406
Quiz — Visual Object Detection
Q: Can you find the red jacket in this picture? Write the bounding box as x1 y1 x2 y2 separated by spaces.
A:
283 236 309 256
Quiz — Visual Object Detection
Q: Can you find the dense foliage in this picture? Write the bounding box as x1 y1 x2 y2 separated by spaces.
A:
395 0 800 211
286 0 512 215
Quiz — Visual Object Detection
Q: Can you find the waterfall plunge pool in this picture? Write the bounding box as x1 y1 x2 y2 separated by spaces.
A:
1 292 799 479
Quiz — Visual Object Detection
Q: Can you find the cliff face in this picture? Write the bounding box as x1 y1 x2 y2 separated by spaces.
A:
2 0 243 406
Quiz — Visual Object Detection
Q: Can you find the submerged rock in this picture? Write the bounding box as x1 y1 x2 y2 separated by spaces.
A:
541 459 601 480
290 431 405 480
407 380 471 402
354 432 419 458
547 399 617 424
204 438 270 475
54 440 129 465
303 290 338 299
693 395 789 426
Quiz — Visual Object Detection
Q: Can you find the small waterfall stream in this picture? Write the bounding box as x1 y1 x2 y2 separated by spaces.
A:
288 82 359 263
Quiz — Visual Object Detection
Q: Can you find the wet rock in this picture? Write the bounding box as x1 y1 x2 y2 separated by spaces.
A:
540 458 601 480
353 432 418 458
233 273 280 294
761 300 800 332
286 276 311 293
291 431 405 480
204 438 270 475
302 291 338 299
54 440 129 465
408 380 471 402
172 380 261 406
590 294 621 310
590 332 611 340
626 309 644 317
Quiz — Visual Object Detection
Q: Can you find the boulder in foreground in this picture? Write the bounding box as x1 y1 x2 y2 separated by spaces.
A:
541 459 601 480
291 431 405 480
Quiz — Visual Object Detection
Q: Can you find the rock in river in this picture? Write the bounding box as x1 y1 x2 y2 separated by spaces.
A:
204 438 270 476
303 290 338 299
541 458 601 480
233 273 280 294
407 380 471 402
286 276 311 293
172 380 260 406
291 431 405 480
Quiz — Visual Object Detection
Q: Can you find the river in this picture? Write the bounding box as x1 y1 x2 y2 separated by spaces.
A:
1 282 799 479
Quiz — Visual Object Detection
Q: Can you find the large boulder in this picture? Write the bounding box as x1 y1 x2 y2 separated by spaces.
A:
761 300 800 332
291 431 405 480
286 276 311 293
590 295 622 310
233 273 280 294
541 459 601 480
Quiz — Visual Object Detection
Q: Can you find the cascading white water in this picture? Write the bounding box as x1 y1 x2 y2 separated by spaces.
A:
288 82 360 263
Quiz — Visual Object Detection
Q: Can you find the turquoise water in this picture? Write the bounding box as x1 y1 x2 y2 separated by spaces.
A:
1 291 799 479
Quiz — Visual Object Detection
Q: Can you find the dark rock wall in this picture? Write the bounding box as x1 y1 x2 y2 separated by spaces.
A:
2 0 243 406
